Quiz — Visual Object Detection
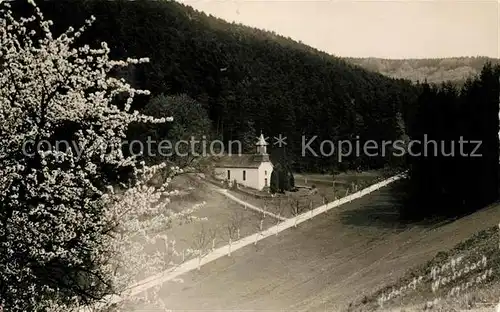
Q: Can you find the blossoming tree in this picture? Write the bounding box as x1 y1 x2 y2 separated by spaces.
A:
0 1 198 311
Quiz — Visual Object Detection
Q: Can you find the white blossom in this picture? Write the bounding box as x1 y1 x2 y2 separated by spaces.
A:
0 1 191 312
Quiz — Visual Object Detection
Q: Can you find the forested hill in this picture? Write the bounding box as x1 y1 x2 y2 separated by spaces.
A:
346 57 500 85
25 0 420 172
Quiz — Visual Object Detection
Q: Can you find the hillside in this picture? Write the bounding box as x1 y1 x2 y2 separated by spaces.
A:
346 57 500 85
26 0 499 222
126 183 500 312
352 222 500 311
21 0 421 173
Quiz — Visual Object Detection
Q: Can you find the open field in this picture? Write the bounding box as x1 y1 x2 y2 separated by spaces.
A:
352 223 500 311
136 175 278 273
128 182 500 312
295 170 385 202
295 169 384 185
225 188 330 219
230 170 384 219
227 183 353 219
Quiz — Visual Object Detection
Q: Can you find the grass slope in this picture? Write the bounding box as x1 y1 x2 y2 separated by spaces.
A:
127 184 500 311
352 212 500 311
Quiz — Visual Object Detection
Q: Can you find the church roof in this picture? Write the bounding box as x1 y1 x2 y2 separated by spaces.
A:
213 154 267 168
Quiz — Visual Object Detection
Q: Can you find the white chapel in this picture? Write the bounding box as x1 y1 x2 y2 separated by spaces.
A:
213 133 273 191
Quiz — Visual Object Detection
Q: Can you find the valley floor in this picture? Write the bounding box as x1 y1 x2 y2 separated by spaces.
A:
132 183 500 312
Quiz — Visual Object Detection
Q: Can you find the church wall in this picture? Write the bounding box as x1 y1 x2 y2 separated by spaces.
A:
214 167 261 190
258 162 273 190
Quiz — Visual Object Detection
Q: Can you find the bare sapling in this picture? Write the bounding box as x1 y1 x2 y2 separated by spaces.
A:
164 234 168 254
291 198 306 228
210 228 217 251
192 225 215 270
230 211 244 241
158 234 177 268
197 250 202 270
273 199 286 236
254 216 263 245
293 200 298 227
226 220 238 257
170 240 177 266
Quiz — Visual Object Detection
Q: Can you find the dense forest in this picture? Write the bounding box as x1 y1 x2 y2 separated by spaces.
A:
13 0 421 173
10 0 500 218
400 64 500 219
347 57 500 86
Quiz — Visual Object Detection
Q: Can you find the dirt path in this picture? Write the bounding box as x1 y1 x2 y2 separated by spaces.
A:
216 188 286 221
131 184 500 312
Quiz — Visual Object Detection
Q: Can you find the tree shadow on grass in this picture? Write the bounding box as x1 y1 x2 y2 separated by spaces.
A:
337 181 456 230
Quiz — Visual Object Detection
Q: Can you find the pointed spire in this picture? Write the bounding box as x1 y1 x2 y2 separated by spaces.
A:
256 132 268 146
256 132 268 155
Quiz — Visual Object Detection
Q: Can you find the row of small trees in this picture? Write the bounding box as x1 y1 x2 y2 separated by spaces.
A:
187 197 312 266
141 176 378 304
187 181 370 266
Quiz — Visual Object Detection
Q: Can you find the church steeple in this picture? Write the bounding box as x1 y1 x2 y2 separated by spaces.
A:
256 131 268 155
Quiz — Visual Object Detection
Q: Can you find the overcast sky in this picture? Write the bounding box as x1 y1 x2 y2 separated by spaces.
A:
178 0 499 59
